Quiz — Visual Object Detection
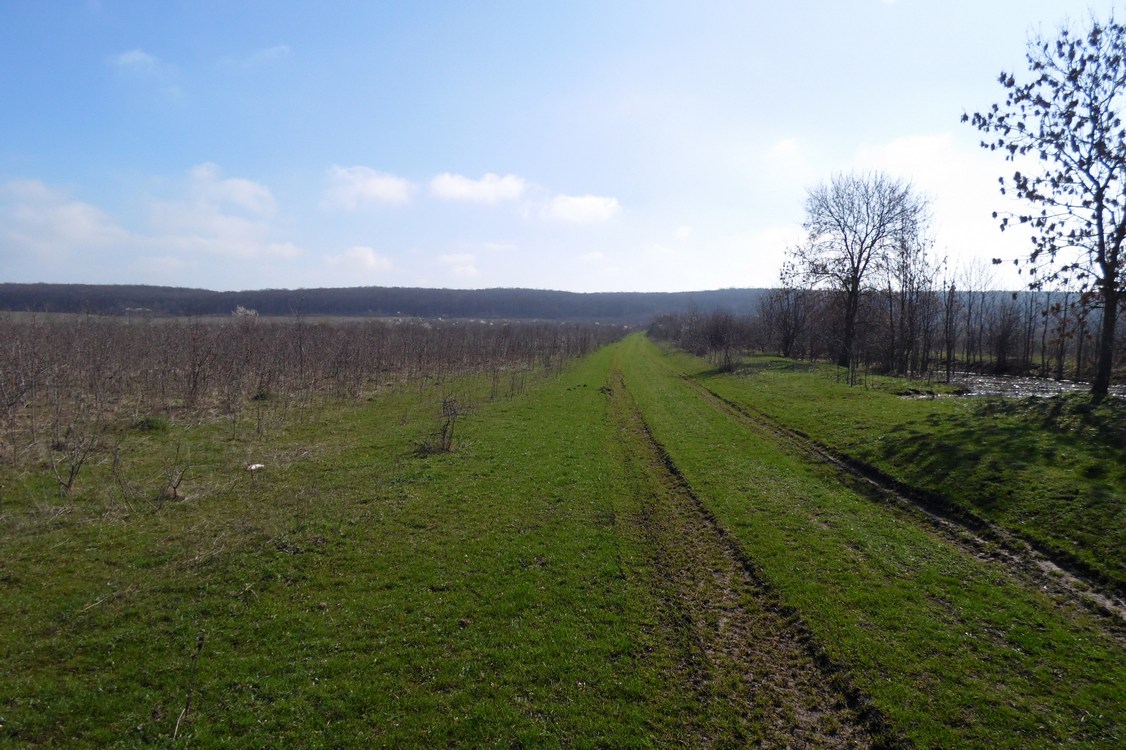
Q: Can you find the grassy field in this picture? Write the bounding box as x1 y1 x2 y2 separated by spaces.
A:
1 335 1122 747
1 350 684 747
618 337 1123 748
688 355 1126 594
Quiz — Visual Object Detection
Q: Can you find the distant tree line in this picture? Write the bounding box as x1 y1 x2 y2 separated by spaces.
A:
0 283 770 323
653 172 1119 381
698 10 1126 398
648 281 1124 385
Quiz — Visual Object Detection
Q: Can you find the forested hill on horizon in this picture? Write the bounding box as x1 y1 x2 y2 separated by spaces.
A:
0 283 771 322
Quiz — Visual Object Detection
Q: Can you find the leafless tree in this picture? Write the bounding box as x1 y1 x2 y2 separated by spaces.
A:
940 275 960 382
789 171 930 381
966 12 1126 400
879 232 940 376
50 420 101 496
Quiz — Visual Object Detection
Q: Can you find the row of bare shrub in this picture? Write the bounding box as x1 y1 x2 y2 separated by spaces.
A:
0 313 625 467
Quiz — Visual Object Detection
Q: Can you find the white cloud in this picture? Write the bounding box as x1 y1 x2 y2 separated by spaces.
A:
1 171 304 286
134 255 190 276
429 172 527 204
110 49 158 68
542 194 621 223
145 164 299 260
852 132 1035 287
1 180 129 259
327 245 393 272
762 136 818 197
243 45 291 66
478 241 517 252
323 165 415 209
747 225 806 281
675 225 693 239
107 48 183 99
439 253 480 278
643 243 678 258
768 138 800 158
189 162 276 214
149 198 299 259
580 251 607 263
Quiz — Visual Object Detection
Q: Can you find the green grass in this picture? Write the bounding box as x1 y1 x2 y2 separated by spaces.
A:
618 336 1124 748
0 353 696 747
1 337 1123 748
688 353 1126 592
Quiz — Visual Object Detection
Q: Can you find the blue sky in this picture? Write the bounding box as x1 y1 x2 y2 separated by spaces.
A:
1 0 1119 292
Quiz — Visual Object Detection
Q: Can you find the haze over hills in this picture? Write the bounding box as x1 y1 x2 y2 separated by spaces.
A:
0 283 771 323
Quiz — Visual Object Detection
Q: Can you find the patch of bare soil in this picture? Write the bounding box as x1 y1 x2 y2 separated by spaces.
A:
609 373 896 749
689 378 1126 639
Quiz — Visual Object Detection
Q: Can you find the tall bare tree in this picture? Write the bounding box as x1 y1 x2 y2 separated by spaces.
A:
966 13 1126 400
789 171 930 377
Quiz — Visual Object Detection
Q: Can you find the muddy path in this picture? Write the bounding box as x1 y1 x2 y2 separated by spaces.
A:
607 370 900 749
677 371 1126 638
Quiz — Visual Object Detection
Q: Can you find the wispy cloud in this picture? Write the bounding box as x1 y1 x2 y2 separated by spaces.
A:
429 172 527 204
1 179 129 260
243 44 291 66
327 245 393 272
110 48 158 68
219 45 292 68
107 48 183 99
1 168 303 285
146 164 298 260
542 194 621 224
851 133 1035 287
147 203 298 260
188 162 276 214
439 252 480 278
322 165 415 209
768 138 800 158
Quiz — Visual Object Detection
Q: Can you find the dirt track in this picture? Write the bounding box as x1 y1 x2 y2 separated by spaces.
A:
609 371 898 748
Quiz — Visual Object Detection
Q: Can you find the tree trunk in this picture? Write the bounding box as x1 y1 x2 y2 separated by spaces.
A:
838 290 859 369
1091 283 1118 401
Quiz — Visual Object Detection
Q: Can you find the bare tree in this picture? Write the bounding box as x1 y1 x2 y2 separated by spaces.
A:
789 171 930 380
762 285 812 359
50 420 101 497
703 311 739 371
880 231 939 376
940 275 960 382
966 12 1126 400
959 260 995 371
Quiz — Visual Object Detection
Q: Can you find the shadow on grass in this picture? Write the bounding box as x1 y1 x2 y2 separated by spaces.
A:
877 393 1126 589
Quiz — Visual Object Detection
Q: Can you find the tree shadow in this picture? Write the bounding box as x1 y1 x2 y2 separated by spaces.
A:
877 393 1125 588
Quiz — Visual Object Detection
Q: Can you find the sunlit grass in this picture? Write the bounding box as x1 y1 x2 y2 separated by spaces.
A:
692 353 1126 592
621 336 1124 749
2 337 1122 748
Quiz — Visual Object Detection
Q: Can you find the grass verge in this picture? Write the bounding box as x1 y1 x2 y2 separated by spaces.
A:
686 354 1126 594
620 335 1124 749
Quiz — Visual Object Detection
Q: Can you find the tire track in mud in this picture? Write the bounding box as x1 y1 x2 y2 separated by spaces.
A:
678 371 1126 636
607 371 901 749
